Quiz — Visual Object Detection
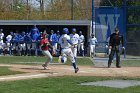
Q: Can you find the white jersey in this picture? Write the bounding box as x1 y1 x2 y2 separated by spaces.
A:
0 33 4 45
79 35 85 43
70 33 79 45
6 35 12 43
0 33 4 40
59 34 71 49
88 37 97 45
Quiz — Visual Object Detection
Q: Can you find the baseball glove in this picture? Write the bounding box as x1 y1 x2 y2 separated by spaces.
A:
121 47 125 54
41 44 46 49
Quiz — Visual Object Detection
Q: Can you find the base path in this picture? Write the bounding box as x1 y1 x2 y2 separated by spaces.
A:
0 64 140 81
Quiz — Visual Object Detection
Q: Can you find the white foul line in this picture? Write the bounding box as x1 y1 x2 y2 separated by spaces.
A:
0 74 48 81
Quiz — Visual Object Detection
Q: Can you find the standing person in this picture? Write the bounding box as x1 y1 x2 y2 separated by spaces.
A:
78 31 85 56
70 28 79 59
6 32 12 54
108 27 125 68
59 28 79 73
10 32 16 55
24 33 32 56
6 32 12 47
0 29 4 54
14 31 23 56
30 25 40 38
56 30 61 40
49 30 58 55
43 29 49 37
19 31 26 56
31 30 39 56
40 34 53 70
88 33 98 58
56 30 61 55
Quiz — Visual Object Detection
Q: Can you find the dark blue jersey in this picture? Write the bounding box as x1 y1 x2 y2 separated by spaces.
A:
49 33 58 45
30 27 40 38
24 35 32 43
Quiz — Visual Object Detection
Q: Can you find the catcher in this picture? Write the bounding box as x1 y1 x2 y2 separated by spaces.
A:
40 34 53 70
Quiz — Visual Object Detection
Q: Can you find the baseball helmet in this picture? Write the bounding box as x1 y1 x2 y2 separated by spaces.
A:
63 28 69 34
72 28 76 32
58 56 67 63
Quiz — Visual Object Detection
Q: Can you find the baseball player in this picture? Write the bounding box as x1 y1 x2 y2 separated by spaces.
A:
24 33 32 56
49 30 58 55
14 32 23 56
40 34 53 70
31 30 39 56
56 30 61 55
10 32 17 55
0 29 4 54
30 25 40 38
59 28 79 73
6 32 12 54
88 33 98 58
70 28 79 59
19 32 26 56
78 31 85 56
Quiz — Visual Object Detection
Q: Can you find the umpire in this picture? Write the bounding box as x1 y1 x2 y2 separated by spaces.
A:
108 27 125 68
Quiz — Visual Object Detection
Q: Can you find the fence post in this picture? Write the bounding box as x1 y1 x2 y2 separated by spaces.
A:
123 0 127 58
92 0 94 34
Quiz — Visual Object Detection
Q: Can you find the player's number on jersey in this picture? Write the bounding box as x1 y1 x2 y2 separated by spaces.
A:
62 38 64 44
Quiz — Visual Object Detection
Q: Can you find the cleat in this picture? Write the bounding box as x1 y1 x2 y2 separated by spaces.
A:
42 64 47 70
108 62 111 68
116 66 121 68
75 67 79 73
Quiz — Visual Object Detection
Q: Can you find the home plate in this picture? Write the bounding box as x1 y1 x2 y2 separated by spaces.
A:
81 80 140 88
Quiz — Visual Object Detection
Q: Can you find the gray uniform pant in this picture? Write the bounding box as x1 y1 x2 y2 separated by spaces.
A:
108 45 120 67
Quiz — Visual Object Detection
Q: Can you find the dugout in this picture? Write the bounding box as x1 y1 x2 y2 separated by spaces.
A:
0 20 91 56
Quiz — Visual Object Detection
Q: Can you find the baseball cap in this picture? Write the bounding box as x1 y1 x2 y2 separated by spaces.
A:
115 27 119 32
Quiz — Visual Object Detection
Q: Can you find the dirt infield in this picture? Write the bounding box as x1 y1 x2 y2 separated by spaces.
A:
0 64 140 81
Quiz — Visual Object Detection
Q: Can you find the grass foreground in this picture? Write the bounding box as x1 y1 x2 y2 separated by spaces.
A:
0 76 140 93
0 67 24 76
0 56 93 66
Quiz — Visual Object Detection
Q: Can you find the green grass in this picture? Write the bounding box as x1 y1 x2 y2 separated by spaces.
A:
0 67 24 76
0 76 139 93
0 56 93 66
0 56 140 67
122 60 140 67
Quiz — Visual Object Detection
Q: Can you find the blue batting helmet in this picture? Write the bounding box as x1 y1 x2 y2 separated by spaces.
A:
58 55 67 63
72 28 76 32
63 28 69 34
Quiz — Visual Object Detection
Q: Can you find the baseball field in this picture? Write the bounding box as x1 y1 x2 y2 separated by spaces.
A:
0 56 140 93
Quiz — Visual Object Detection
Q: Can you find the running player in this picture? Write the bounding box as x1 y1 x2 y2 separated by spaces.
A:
70 28 79 59
41 34 53 70
59 28 79 73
